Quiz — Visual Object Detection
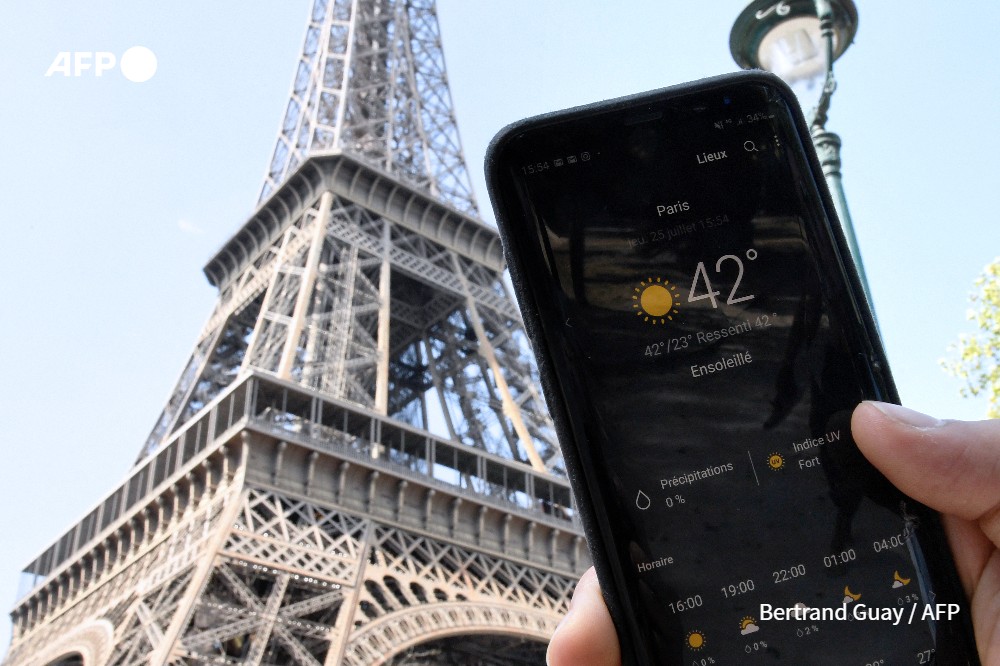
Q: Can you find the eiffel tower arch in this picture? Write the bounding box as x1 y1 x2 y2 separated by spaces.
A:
4 1 589 664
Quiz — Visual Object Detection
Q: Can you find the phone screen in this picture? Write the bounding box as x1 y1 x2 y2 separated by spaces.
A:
488 77 975 665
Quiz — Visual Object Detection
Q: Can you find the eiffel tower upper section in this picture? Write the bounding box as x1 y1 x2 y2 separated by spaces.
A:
259 0 479 215
139 0 559 473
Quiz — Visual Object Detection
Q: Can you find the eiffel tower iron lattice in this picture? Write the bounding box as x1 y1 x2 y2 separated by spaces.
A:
4 1 588 664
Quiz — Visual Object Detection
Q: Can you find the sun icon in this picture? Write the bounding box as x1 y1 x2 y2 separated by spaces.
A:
632 277 680 325
685 630 706 651
767 453 785 471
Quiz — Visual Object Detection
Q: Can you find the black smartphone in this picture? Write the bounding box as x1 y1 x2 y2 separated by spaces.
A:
485 71 978 665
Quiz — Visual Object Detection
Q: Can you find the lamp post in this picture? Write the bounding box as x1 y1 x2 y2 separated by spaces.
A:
730 0 873 305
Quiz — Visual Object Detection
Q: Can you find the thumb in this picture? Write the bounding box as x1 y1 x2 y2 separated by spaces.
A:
546 567 621 666
851 401 1000 522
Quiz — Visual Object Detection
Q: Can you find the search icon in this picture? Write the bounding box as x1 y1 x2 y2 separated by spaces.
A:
743 140 758 152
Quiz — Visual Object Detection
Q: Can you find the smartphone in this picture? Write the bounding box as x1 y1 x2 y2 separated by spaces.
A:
485 71 978 665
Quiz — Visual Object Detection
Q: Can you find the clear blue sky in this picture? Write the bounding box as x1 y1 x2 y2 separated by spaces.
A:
1 0 997 655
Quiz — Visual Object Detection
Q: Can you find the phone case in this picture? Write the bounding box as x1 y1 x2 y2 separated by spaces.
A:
485 70 975 665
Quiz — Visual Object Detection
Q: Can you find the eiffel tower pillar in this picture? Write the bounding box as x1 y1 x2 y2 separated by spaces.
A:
4 1 588 664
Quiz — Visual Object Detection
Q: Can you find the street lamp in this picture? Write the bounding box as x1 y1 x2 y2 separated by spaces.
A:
729 0 872 304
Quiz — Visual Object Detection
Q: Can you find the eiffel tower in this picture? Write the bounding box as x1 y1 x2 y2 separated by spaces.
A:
4 1 588 663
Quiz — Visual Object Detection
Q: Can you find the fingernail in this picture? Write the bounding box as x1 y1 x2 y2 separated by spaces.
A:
868 401 943 428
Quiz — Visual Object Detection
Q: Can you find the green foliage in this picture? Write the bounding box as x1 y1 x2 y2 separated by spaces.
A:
942 258 1000 418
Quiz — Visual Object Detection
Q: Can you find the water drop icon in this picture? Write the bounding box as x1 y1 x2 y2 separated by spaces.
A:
636 490 651 510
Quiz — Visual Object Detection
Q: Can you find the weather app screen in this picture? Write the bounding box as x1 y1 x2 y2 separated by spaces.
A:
497 83 955 664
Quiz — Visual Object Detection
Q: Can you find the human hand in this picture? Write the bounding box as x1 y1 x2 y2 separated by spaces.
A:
546 402 1000 665
546 566 621 666
852 401 1000 663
